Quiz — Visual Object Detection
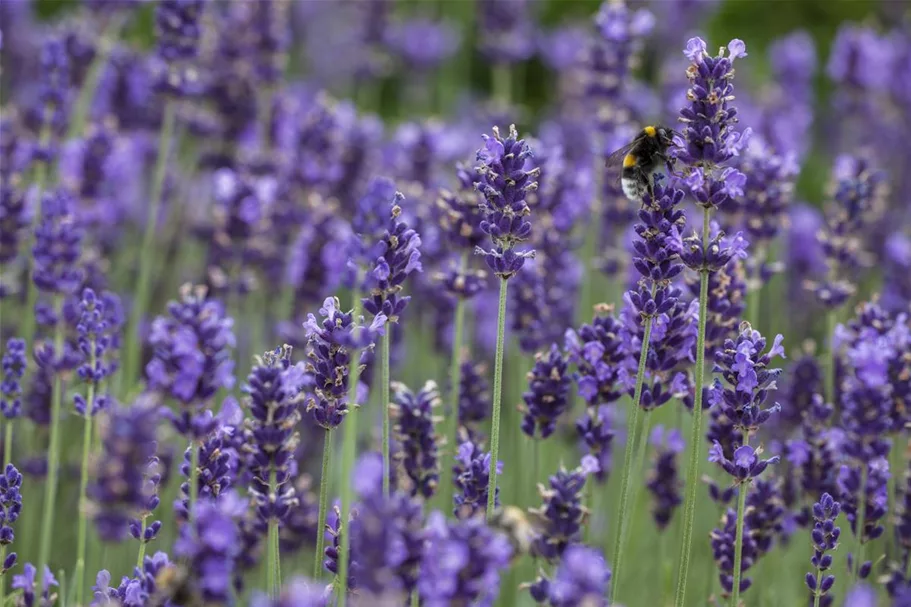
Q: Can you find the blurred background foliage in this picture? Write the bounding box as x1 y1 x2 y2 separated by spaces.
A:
28 0 897 205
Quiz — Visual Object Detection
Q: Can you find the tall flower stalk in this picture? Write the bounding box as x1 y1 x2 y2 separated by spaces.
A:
361 192 422 496
304 297 384 604
610 174 689 602
673 37 751 607
0 339 26 468
473 125 537 519
123 0 204 387
73 289 116 604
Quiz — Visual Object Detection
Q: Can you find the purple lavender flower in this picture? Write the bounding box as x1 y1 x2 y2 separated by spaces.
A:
154 0 205 96
0 464 22 575
36 37 70 143
837 457 889 578
304 296 386 429
92 551 174 607
174 491 247 604
323 502 354 586
520 344 571 439
529 457 596 562
418 511 512 607
474 125 538 279
883 232 911 314
458 361 490 434
575 405 615 484
436 164 488 253
808 156 886 309
453 437 501 519
806 492 840 607
129 454 162 546
708 443 780 484
477 0 536 64
243 346 305 530
385 17 461 72
0 184 28 273
646 426 683 531
0 338 26 419
583 1 653 139
89 396 160 542
547 545 611 607
361 193 423 324
32 189 84 297
278 475 319 556
565 305 627 407
75 288 115 388
677 38 750 206
678 222 749 274
349 452 424 598
145 284 236 437
174 429 234 523
744 478 785 556
391 381 441 500
711 508 756 596
11 563 57 607
787 394 840 526
250 577 330 607
710 322 784 436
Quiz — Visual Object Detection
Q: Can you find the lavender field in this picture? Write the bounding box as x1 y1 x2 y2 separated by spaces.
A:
1 0 910 605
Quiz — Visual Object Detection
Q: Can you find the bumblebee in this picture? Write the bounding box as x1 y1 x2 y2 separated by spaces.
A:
605 125 678 201
488 505 538 559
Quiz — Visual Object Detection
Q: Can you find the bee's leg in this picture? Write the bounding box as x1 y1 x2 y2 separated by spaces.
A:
646 169 656 201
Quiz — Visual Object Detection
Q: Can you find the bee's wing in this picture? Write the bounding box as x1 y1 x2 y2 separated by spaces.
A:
604 141 637 168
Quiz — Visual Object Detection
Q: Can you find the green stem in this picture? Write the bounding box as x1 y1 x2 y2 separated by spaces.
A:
825 310 837 405
3 422 12 468
674 207 712 607
21 119 53 350
74 376 95 605
746 285 760 332
267 468 280 597
66 17 125 140
855 463 868 582
492 64 511 105
338 294 363 607
0 546 5 607
189 441 199 514
382 327 391 497
136 519 147 568
441 253 468 514
314 429 331 579
730 436 751 607
122 100 176 389
812 564 823 607
608 316 654 604
38 298 65 585
486 278 509 520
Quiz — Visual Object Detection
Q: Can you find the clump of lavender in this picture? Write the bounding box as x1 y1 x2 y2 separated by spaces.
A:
477 0 536 66
647 426 684 531
546 545 612 607
391 381 441 500
349 453 424 600
145 284 236 438
529 457 596 563
304 296 385 430
706 322 784 603
453 436 501 520
88 396 160 542
92 551 174 607
520 344 571 439
418 511 513 606
808 156 886 311
0 338 26 423
174 491 247 604
153 0 205 96
565 305 626 408
0 463 22 580
806 493 840 607
458 361 490 436
475 124 538 281
575 405 615 484
11 564 57 607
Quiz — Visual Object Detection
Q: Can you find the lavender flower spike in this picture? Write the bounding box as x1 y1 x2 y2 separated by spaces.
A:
520 344 571 439
806 492 840 607
453 436 501 519
0 463 22 575
391 381 442 500
474 124 538 280
548 545 612 607
0 339 26 420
